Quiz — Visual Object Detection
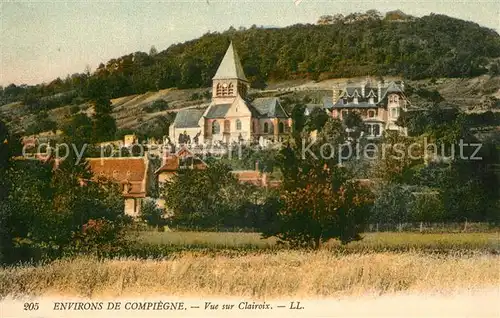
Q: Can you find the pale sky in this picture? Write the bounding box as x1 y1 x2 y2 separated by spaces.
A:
1 0 499 86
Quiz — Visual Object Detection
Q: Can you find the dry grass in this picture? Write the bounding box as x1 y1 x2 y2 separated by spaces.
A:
1 251 498 299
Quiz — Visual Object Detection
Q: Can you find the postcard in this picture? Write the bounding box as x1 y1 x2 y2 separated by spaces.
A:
1 1 499 317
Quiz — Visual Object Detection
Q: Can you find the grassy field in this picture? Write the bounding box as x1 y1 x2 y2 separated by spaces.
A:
131 231 500 252
1 251 498 299
1 231 498 299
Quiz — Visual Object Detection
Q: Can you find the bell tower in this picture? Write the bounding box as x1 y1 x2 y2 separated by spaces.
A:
212 42 249 102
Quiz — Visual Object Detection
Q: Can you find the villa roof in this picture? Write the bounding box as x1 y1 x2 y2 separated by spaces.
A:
212 42 248 82
326 81 405 109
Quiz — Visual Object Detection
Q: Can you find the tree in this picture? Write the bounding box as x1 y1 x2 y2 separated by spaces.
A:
149 45 158 57
266 119 374 248
266 165 374 248
370 183 413 226
343 111 364 131
140 198 166 230
162 161 266 229
306 107 330 132
92 114 117 143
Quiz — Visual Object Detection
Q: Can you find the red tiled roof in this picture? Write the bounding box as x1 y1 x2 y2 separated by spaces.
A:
155 146 207 174
87 158 146 182
87 157 147 198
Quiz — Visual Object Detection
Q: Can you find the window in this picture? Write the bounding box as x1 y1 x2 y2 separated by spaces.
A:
222 83 228 96
236 119 242 131
264 122 269 133
368 110 375 118
279 122 284 133
228 83 234 95
391 108 400 118
252 121 255 132
353 97 358 104
216 83 222 96
224 120 230 132
212 121 220 134
341 110 348 118
373 124 380 136
369 97 374 104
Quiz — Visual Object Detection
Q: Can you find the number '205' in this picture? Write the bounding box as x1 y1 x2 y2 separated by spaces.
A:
24 303 39 311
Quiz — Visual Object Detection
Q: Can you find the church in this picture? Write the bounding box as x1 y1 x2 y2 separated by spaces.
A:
169 42 291 146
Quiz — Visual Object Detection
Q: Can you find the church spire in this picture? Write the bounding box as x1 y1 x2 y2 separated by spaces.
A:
212 42 247 82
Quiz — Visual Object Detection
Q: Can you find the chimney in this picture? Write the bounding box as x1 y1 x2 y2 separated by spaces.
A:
400 81 405 92
377 81 382 103
332 84 339 102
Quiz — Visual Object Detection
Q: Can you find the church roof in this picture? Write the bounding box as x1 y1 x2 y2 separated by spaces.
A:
251 97 288 118
205 103 232 118
173 108 206 128
212 42 248 82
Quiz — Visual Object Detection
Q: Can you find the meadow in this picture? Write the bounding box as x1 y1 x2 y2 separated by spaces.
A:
131 230 500 253
1 231 499 299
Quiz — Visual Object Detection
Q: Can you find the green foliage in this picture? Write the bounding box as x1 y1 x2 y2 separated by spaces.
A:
290 104 307 136
266 121 374 248
25 111 57 135
162 161 273 230
140 198 167 230
370 183 413 224
61 113 93 144
144 99 169 113
343 111 364 134
306 107 329 132
0 122 130 264
92 114 117 143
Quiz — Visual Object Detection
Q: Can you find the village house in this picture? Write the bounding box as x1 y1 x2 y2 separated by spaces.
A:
169 42 292 147
155 146 208 185
323 79 409 137
87 153 156 217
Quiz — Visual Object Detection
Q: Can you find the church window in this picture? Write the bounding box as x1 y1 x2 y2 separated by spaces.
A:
212 121 220 134
216 83 222 96
236 119 242 131
228 83 234 95
264 122 269 133
222 83 229 96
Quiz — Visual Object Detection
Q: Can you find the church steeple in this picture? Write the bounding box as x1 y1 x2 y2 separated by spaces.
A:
212 42 248 100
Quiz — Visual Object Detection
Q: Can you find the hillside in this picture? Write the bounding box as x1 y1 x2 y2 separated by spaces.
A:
2 75 499 140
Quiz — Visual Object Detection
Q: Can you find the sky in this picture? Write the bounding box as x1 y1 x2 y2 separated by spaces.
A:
1 0 499 86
